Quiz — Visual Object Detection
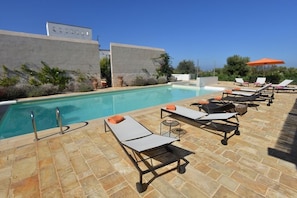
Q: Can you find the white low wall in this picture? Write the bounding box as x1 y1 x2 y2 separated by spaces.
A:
172 74 191 81
196 76 218 87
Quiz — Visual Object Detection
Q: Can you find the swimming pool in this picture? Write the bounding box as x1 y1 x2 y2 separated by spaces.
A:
0 85 221 139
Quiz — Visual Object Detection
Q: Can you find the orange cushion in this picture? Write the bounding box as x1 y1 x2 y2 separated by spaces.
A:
108 115 125 124
214 95 222 100
198 99 209 105
224 89 232 94
233 87 241 91
166 104 176 110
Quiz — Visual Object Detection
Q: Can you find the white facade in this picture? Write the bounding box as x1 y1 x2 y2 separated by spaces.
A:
46 22 92 40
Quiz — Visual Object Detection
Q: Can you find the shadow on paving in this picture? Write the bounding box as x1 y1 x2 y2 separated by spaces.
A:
129 144 194 193
268 98 297 169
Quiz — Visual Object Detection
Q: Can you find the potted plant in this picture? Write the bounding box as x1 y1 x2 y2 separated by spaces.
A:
92 78 98 90
117 76 123 87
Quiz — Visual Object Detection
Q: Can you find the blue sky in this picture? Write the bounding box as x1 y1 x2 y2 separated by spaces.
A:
1 0 296 70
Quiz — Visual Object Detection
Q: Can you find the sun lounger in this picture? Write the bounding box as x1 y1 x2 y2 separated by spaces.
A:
190 99 236 114
190 98 248 115
274 86 297 92
271 79 295 92
161 105 240 145
224 83 273 106
272 79 293 88
104 115 189 192
232 83 272 93
254 77 266 87
234 78 249 86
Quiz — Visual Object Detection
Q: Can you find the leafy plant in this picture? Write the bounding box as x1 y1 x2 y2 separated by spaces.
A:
0 65 19 87
155 53 174 80
223 55 250 77
175 60 197 74
21 62 71 90
100 57 111 87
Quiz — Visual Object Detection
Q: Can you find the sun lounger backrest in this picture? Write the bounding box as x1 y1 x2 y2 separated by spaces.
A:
278 79 293 87
235 78 244 83
106 116 152 142
255 83 271 93
256 77 266 84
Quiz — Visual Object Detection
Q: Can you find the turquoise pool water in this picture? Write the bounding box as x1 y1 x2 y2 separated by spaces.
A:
0 85 219 139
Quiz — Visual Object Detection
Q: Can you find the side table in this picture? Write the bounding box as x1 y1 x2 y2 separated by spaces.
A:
160 119 181 139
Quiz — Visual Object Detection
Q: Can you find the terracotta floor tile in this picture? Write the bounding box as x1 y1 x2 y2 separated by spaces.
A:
59 171 80 193
89 156 115 179
39 165 59 190
279 173 297 190
0 178 10 198
231 172 267 196
41 184 63 198
99 172 125 191
80 175 108 197
11 156 37 183
213 186 241 198
10 175 40 197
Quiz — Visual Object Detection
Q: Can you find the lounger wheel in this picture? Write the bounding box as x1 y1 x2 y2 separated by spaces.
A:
136 182 147 193
177 165 186 174
235 129 240 135
221 139 228 145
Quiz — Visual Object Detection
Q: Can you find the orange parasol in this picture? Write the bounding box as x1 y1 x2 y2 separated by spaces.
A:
247 58 285 76
246 58 285 66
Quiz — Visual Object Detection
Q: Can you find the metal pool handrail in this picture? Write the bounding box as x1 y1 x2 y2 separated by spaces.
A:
30 107 64 141
56 107 63 134
30 111 39 141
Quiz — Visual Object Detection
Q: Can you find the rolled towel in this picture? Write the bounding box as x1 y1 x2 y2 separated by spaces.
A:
108 115 125 124
166 104 176 110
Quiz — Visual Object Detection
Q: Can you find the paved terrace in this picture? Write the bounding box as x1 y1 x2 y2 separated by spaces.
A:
0 82 297 197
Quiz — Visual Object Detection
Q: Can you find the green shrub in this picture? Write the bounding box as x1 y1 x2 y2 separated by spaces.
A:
266 74 281 84
0 76 19 87
21 62 72 91
28 77 41 86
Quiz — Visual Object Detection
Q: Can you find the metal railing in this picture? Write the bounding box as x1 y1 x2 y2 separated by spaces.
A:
56 107 64 134
30 111 39 141
30 107 64 141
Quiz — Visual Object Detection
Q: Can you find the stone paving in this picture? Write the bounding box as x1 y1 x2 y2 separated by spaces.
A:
0 82 297 197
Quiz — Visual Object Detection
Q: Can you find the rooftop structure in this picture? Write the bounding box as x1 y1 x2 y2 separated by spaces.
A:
46 21 92 40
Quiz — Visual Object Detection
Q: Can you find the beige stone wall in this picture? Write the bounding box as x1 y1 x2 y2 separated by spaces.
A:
0 30 100 78
110 43 165 87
